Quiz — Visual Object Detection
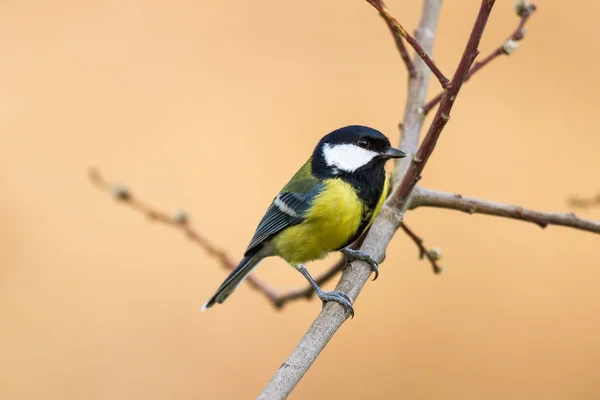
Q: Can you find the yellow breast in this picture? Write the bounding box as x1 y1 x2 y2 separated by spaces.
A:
272 179 365 265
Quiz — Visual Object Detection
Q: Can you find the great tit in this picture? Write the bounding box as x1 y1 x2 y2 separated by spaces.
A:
202 125 406 315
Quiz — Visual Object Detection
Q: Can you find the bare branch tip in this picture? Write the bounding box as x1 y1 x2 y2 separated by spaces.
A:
88 167 102 184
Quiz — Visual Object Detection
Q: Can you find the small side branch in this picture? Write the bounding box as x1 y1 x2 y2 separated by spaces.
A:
382 16 416 78
421 0 537 115
367 0 449 88
412 187 600 234
88 167 347 309
569 193 600 209
400 222 443 274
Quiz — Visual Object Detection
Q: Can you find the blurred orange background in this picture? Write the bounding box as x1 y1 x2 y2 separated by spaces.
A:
1 1 600 399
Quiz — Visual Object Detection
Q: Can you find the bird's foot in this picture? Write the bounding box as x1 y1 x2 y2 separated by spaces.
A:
341 248 379 280
296 264 355 318
316 289 354 318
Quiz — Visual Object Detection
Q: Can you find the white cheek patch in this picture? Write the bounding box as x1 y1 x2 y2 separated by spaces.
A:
323 143 379 172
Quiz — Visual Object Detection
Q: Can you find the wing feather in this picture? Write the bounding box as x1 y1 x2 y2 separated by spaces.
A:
244 186 322 256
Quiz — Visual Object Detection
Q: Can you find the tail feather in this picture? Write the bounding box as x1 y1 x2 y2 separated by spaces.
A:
201 254 262 311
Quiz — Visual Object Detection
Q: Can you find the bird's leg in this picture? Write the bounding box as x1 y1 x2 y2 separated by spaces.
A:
341 248 379 281
295 265 354 318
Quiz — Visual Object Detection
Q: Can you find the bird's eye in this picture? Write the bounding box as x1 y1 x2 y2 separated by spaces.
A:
357 139 369 148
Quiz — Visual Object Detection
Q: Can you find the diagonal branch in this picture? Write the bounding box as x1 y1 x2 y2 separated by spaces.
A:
367 0 450 88
259 2 496 398
411 186 600 234
393 0 443 185
380 13 416 77
88 168 279 302
88 167 350 309
379 17 417 78
421 0 537 115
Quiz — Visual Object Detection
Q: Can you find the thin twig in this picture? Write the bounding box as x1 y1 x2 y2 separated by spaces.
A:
259 2 496 398
393 0 443 185
421 0 537 115
88 168 280 302
381 14 416 78
88 167 350 309
367 0 450 88
569 193 600 209
411 187 600 234
400 222 443 274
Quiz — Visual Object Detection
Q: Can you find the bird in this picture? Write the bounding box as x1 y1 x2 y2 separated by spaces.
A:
201 125 406 316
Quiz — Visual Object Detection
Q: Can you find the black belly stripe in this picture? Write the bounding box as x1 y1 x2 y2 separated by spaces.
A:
334 163 387 250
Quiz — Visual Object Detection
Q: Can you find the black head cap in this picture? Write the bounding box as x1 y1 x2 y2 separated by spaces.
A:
317 125 391 152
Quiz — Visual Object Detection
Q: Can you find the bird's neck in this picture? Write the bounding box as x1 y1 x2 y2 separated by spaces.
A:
337 164 386 211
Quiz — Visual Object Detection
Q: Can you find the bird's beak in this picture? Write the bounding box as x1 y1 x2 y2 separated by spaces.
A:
383 147 407 159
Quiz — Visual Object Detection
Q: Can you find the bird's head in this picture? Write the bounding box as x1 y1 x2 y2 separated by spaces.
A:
312 125 406 177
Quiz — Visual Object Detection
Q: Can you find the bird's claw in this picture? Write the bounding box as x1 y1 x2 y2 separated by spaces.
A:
342 248 379 281
317 290 354 318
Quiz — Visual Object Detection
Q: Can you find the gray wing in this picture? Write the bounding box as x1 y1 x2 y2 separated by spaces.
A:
243 186 322 256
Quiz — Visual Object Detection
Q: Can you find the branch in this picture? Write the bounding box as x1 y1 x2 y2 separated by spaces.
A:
88 167 349 309
400 222 443 274
569 193 600 209
388 1 494 212
421 0 537 115
88 168 279 301
381 13 416 78
367 0 449 88
411 187 600 234
259 2 496 398
393 0 443 184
